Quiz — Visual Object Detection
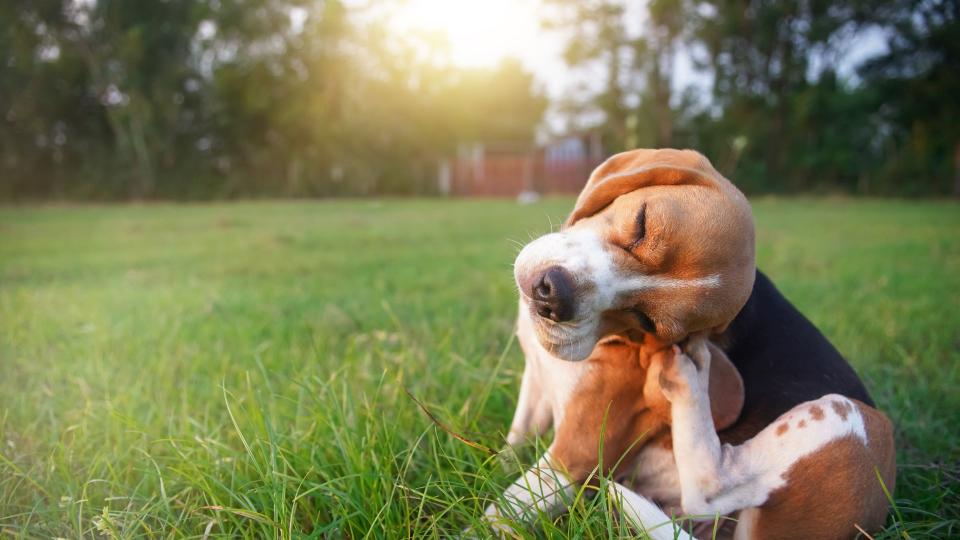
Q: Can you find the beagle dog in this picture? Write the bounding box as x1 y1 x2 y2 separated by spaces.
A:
484 149 896 539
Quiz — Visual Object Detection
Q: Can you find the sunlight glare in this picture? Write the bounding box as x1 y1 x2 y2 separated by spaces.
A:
391 0 547 68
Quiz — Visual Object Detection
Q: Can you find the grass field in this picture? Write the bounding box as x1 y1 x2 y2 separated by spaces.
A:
1 198 958 538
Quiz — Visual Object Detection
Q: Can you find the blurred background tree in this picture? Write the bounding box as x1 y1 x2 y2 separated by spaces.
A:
0 0 547 199
857 0 960 195
0 0 956 199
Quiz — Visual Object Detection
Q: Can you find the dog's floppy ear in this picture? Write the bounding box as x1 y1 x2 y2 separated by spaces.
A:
707 342 744 431
566 148 723 226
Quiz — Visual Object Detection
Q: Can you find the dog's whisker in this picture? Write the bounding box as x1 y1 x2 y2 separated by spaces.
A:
505 237 525 249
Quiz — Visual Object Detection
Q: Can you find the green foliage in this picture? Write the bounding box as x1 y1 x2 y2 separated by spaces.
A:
858 0 960 195
549 0 960 196
1 198 958 537
1 1 957 198
0 1 546 200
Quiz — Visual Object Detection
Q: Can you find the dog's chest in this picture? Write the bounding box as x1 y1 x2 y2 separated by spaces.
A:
527 343 594 426
527 343 683 511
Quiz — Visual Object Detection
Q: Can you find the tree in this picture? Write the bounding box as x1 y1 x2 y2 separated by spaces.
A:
542 1 619 149
858 0 960 195
0 0 546 199
544 0 706 151
637 0 686 147
690 0 866 189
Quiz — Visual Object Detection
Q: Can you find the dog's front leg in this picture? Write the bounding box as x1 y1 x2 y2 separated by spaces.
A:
504 310 554 448
505 359 553 448
658 339 766 517
483 454 697 540
608 482 697 540
484 451 575 536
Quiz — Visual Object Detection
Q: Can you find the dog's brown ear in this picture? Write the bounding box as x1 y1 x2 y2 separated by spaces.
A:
707 342 744 431
565 148 724 226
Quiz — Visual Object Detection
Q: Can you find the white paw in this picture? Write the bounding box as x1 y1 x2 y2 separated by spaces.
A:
481 504 518 538
656 346 695 401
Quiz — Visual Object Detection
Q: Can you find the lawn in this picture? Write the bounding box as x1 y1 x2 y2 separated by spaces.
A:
1 198 958 538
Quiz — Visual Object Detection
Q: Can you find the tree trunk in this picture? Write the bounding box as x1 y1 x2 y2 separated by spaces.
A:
127 96 154 199
651 49 674 147
77 39 154 198
953 140 960 197
606 44 626 150
767 28 794 190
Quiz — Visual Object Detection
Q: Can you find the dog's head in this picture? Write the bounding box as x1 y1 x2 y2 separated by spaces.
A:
514 148 755 361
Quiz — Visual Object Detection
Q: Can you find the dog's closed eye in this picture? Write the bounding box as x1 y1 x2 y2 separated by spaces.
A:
630 307 656 333
627 203 647 250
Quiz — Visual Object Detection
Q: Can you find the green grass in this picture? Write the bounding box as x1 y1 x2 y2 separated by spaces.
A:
1 198 958 538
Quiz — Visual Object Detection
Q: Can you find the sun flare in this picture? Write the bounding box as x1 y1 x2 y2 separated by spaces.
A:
390 0 547 68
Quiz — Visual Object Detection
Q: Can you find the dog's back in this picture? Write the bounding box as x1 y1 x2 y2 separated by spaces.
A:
719 269 875 444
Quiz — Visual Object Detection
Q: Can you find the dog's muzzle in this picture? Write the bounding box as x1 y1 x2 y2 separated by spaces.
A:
521 265 576 323
514 230 607 361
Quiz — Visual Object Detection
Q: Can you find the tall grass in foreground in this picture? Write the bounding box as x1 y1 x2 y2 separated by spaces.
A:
1 198 958 538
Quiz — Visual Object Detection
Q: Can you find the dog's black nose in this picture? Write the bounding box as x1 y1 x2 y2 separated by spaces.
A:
531 266 575 322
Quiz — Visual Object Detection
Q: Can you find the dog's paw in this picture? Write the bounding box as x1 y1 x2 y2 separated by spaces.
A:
682 337 712 387
480 504 519 539
658 337 713 405
655 345 695 402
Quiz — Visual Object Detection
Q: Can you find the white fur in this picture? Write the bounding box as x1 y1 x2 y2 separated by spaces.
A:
508 304 593 436
623 273 721 292
623 444 683 515
733 507 760 540
484 453 575 536
608 482 697 540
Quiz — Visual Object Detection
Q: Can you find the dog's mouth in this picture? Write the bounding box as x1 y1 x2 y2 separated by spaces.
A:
523 301 599 361
537 335 597 362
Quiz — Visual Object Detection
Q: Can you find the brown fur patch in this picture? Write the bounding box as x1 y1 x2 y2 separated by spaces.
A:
550 340 670 481
776 423 789 436
798 420 806 429
831 400 853 421
809 405 825 421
